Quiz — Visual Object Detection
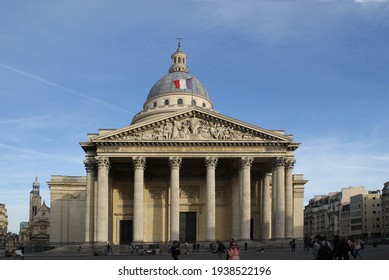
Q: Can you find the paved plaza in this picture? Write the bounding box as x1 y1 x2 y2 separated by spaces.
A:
1 244 388 260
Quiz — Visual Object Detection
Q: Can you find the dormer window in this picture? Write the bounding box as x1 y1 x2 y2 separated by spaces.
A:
177 98 183 105
164 99 169 106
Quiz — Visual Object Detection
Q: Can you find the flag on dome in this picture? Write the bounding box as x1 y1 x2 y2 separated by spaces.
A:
173 78 193 89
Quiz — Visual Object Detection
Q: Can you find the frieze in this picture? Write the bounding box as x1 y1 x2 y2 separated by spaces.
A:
97 145 286 153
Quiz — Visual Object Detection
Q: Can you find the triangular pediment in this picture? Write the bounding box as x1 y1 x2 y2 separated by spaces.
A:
92 107 293 144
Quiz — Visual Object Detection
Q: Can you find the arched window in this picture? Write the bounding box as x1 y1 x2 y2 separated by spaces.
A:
153 102 157 108
202 103 206 108
178 57 181 63
174 58 177 63
164 99 169 106
177 98 183 105
191 100 196 106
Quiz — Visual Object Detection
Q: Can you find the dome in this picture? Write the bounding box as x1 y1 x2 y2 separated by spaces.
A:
131 42 213 124
146 72 210 101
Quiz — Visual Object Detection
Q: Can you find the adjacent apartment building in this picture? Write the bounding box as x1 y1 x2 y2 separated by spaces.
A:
0 203 8 244
381 181 389 237
305 184 387 241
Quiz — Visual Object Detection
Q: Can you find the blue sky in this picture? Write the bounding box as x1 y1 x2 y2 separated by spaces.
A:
1 1 389 233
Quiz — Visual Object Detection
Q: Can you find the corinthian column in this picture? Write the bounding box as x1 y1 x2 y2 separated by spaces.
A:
96 156 110 243
274 157 285 239
205 157 218 242
132 157 146 242
84 158 96 243
261 173 271 240
240 157 253 240
169 157 182 241
231 168 240 240
285 159 295 238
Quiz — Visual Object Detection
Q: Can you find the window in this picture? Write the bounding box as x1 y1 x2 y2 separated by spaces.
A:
177 98 183 105
153 102 157 108
191 100 196 106
164 99 169 106
202 103 206 108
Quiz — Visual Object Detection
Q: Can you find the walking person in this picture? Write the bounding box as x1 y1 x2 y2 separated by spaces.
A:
171 240 181 260
227 242 241 260
312 234 333 260
353 239 364 260
216 241 226 260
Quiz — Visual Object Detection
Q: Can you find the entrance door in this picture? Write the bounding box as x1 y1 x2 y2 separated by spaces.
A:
120 220 133 245
179 212 196 243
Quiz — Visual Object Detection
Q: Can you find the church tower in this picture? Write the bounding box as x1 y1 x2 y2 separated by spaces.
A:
29 177 42 224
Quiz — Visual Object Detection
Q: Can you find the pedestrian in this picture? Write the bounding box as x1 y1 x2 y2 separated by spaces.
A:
312 234 333 260
171 240 181 260
348 237 356 259
196 242 200 252
304 237 314 254
337 237 350 260
353 239 364 260
216 241 226 260
192 242 196 253
289 239 296 253
227 242 241 260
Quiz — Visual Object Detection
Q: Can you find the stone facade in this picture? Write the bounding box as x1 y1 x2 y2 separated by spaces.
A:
49 45 308 245
47 176 86 245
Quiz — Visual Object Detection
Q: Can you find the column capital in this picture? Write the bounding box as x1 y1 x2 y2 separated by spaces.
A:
132 156 146 170
285 159 296 169
83 159 96 172
169 157 182 169
273 157 286 167
240 157 253 169
96 156 110 170
205 157 218 168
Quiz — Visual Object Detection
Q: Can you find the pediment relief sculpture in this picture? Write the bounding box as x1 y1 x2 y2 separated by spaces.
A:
104 116 282 142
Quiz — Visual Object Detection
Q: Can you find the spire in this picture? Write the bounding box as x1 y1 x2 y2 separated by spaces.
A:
169 38 189 73
32 177 40 195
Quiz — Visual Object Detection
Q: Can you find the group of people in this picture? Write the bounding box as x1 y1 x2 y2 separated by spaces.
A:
303 234 365 260
170 240 241 260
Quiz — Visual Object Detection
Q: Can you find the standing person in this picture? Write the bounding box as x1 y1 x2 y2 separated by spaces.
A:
332 235 340 259
304 237 313 254
289 239 296 253
227 242 241 260
348 237 356 259
171 240 181 260
216 241 226 260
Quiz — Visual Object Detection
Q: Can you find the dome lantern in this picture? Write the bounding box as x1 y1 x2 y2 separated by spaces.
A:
169 40 189 73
